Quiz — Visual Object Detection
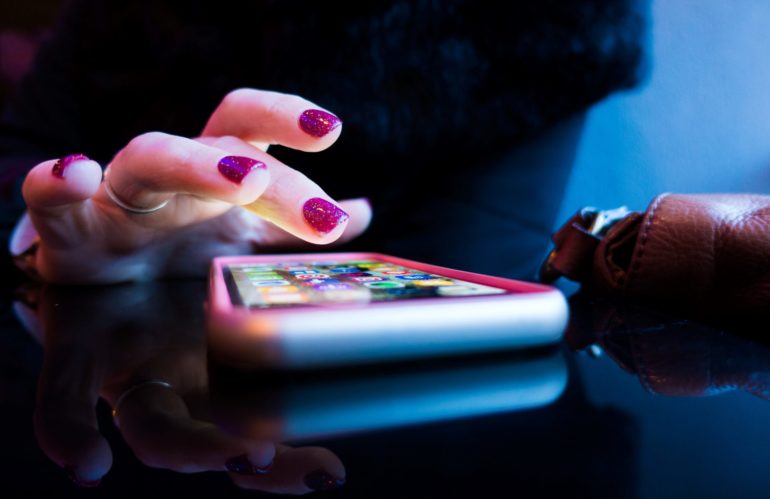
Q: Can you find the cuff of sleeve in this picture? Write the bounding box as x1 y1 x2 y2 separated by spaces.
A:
9 211 41 279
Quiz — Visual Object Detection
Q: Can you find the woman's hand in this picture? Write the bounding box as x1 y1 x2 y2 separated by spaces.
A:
17 89 371 283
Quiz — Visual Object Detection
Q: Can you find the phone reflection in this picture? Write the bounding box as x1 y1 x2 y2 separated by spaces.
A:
13 280 568 493
210 350 567 442
566 294 770 401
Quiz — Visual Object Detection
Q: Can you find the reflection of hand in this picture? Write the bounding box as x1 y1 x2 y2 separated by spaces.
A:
17 88 371 283
14 282 345 493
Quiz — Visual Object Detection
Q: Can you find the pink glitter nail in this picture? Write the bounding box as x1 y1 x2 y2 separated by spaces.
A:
298 109 342 137
218 155 266 184
303 198 349 234
51 154 89 178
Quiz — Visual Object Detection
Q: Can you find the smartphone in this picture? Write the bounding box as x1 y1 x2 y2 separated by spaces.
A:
207 252 568 368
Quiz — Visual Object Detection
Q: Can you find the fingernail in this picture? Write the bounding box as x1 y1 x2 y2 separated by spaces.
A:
225 454 273 475
52 153 89 179
304 468 345 491
303 197 350 234
299 109 342 137
218 156 266 184
64 465 101 488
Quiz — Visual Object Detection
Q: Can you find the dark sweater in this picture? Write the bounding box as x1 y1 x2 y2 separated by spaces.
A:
0 0 646 279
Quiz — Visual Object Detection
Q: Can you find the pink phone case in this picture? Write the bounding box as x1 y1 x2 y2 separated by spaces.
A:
207 252 567 369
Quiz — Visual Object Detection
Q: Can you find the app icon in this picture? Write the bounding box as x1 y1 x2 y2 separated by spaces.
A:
313 282 354 291
248 277 280 284
330 267 360 273
337 272 371 278
437 285 505 296
378 286 434 297
288 269 318 275
285 266 311 272
352 276 387 282
395 274 433 281
259 286 300 294
300 278 341 286
381 270 410 275
251 280 291 287
317 288 372 303
357 263 386 269
264 293 308 304
363 281 405 289
411 279 455 287
295 273 330 280
246 272 282 279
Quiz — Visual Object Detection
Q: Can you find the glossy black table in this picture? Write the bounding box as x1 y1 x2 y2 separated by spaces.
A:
1 279 768 498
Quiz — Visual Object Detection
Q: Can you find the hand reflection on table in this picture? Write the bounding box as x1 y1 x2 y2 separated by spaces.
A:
13 281 345 493
567 294 770 401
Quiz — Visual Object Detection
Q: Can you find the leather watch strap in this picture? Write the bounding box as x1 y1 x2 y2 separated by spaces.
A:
540 206 634 284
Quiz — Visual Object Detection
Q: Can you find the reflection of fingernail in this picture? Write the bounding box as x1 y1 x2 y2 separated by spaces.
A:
225 454 273 475
299 109 342 137
218 156 266 185
303 198 350 235
255 461 274 474
64 465 101 488
304 469 345 491
52 154 89 179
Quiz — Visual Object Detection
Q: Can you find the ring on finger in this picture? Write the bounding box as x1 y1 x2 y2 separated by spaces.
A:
111 379 174 425
103 167 170 214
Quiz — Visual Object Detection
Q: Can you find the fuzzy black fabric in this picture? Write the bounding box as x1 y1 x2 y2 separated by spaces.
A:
1 0 647 277
13 0 645 159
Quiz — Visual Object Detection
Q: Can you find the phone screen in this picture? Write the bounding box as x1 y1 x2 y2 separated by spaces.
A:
224 259 509 309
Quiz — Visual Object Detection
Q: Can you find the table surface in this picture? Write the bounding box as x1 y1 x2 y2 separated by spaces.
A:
0 279 767 498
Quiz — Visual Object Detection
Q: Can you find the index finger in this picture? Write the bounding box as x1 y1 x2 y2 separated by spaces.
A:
202 88 343 153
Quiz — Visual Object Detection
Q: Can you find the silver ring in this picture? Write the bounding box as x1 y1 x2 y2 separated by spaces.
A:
111 380 174 422
103 170 170 214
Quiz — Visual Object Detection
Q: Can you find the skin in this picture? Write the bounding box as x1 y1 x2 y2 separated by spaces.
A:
19 88 372 283
12 88 358 492
15 281 345 494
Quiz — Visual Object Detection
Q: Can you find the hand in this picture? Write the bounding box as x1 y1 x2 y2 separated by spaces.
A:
18 89 371 283
14 281 346 493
